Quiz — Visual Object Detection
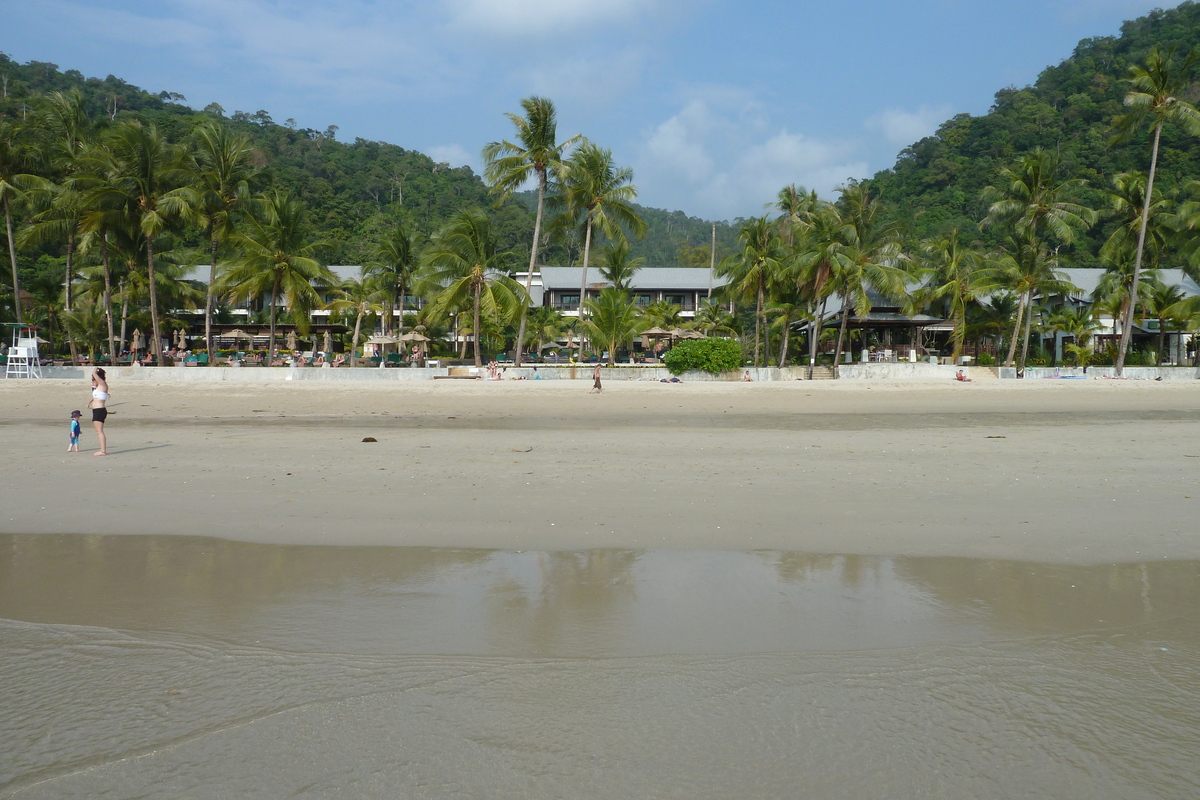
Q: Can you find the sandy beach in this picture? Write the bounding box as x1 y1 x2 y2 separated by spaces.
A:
2 377 1196 563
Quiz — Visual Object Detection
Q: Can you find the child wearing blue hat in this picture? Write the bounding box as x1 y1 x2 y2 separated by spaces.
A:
68 410 82 453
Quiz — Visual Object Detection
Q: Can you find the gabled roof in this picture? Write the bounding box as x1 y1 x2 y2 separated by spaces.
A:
539 266 726 292
1052 267 1200 303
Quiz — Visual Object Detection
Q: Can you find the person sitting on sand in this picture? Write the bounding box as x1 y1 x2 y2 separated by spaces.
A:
956 370 971 382
743 370 753 382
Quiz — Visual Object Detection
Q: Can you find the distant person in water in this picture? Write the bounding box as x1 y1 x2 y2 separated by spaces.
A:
590 364 603 394
88 367 109 456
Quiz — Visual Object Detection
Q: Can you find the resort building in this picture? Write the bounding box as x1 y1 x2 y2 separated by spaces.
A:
525 267 728 318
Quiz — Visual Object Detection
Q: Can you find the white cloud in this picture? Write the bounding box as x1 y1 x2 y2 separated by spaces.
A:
865 105 953 146
427 144 477 171
635 100 868 220
445 0 653 35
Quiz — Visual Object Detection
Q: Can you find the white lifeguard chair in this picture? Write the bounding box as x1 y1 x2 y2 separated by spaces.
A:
4 323 42 379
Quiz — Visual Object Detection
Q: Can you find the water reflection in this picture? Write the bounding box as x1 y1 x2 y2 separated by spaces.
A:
2 534 1197 657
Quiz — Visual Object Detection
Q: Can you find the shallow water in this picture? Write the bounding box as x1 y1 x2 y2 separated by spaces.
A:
2 535 1198 799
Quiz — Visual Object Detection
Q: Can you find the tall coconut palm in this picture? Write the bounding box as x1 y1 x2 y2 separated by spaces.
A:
598 239 644 293
0 118 40 323
219 190 334 357
976 236 1078 368
1110 46 1200 374
813 184 907 370
912 231 984 360
558 142 646 320
717 216 784 366
1045 305 1103 366
79 121 191 364
364 220 420 342
189 122 257 365
483 96 580 366
424 208 527 367
981 148 1095 247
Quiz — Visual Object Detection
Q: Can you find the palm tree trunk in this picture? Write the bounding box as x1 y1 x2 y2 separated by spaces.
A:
101 235 116 366
1019 298 1035 369
778 313 791 368
268 278 279 360
808 298 827 379
351 308 363 367
1005 293 1027 367
834 305 851 372
119 279 129 353
4 197 22 323
1156 320 1166 366
472 282 483 367
205 235 218 366
65 231 80 366
579 216 594 321
753 278 764 366
398 281 407 336
146 236 165 365
514 175 547 366
1116 121 1163 377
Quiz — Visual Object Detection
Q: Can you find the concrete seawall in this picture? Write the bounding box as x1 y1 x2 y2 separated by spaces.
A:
15 365 810 383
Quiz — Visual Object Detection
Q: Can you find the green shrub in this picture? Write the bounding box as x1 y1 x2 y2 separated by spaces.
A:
975 353 996 366
663 337 743 375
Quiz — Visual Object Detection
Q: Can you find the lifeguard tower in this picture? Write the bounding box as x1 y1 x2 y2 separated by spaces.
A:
4 322 42 379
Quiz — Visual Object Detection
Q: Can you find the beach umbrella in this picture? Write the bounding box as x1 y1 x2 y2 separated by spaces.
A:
399 331 430 342
175 329 185 349
286 330 297 351
364 334 399 345
131 329 144 352
675 328 705 340
323 330 333 353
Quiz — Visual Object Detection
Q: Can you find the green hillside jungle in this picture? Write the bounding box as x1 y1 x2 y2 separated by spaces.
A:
2 1 1200 376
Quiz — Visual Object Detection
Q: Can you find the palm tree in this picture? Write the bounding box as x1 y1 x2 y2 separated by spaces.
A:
912 231 984 360
598 239 644 293
982 148 1095 246
1093 249 1160 351
766 293 808 367
1141 282 1187 365
1045 305 1102 366
0 118 40 322
524 305 566 354
483 97 580 366
328 275 383 366
364 220 421 343
558 141 646 318
813 184 907 370
694 299 737 338
219 190 334 357
642 299 684 330
1110 46 1200 374
189 122 257 365
717 216 783 366
424 208 527 367
977 236 1078 368
80 121 191 364
581 287 646 365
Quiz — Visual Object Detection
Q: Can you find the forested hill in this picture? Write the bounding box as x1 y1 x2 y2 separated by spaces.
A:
864 1 1200 266
0 53 732 269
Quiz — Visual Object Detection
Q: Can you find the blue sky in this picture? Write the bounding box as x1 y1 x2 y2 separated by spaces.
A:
5 0 1174 220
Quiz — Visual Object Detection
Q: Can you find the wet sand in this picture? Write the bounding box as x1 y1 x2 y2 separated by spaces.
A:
2 378 1199 562
2 535 1198 798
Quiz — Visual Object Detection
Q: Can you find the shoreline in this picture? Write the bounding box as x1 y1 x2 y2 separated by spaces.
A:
3 380 1198 564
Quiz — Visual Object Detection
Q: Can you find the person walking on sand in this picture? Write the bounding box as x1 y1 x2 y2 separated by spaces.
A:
590 363 603 394
68 410 82 452
88 367 109 456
